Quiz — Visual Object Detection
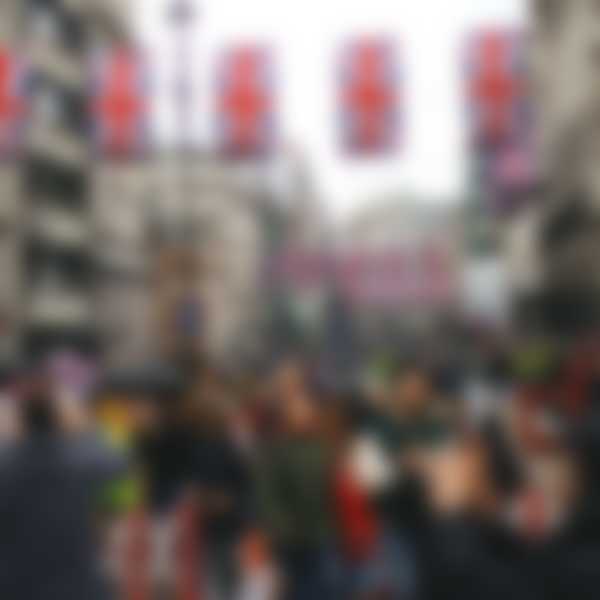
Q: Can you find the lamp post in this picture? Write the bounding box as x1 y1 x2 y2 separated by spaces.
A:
167 0 196 152
164 0 203 366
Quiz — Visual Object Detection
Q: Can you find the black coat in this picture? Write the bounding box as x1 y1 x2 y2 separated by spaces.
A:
422 509 600 600
193 434 252 543
0 433 127 600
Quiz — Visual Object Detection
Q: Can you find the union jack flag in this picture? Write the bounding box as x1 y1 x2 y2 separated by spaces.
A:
465 29 528 147
0 46 27 159
338 37 399 155
91 46 149 158
216 45 276 158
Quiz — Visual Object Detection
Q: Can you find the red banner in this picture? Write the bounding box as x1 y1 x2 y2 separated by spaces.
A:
275 247 457 308
91 46 149 158
0 46 26 159
338 37 400 155
465 29 527 147
216 44 276 158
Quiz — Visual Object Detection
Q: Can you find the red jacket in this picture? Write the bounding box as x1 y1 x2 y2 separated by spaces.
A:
333 463 379 561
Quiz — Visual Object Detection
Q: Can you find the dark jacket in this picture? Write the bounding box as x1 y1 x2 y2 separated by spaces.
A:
422 516 538 600
134 424 198 511
422 507 600 600
0 432 127 600
193 433 252 543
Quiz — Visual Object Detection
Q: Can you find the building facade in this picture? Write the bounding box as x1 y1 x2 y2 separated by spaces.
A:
92 158 155 366
16 0 133 361
512 0 600 334
144 153 273 367
0 1 25 361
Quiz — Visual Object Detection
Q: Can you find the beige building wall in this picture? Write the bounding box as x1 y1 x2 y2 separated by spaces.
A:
0 2 22 360
507 0 600 331
152 156 268 365
531 0 600 184
0 166 21 360
92 160 156 365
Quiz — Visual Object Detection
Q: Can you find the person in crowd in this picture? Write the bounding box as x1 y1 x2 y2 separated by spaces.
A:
189 390 253 600
542 392 600 600
130 375 196 513
0 371 128 600
415 431 595 600
413 349 600 600
122 371 202 596
372 361 453 455
7 333 600 600
324 400 384 599
256 386 336 600
237 527 280 600
416 435 530 600
355 362 454 598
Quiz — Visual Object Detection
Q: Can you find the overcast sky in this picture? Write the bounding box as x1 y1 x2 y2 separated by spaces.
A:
135 0 527 221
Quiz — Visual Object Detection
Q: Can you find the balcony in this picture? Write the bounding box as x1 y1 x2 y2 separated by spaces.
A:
28 43 86 90
29 205 91 250
26 125 90 170
27 289 93 327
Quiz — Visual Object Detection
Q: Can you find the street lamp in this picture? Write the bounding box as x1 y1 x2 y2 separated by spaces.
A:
167 0 198 152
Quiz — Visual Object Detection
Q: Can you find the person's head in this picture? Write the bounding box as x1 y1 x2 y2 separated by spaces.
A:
20 378 58 435
128 394 162 435
197 397 232 434
321 399 354 450
271 358 306 401
281 390 319 436
186 368 235 432
195 365 224 401
390 363 433 418
424 436 499 517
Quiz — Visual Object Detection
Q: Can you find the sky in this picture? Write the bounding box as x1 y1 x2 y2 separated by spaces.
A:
135 0 527 221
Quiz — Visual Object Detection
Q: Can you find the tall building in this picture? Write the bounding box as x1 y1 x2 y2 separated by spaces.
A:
513 0 600 334
0 0 23 361
151 153 272 367
141 149 328 369
20 0 130 360
0 164 20 362
93 158 155 366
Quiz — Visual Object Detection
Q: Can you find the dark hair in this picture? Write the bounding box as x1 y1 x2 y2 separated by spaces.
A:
22 393 57 435
482 419 523 497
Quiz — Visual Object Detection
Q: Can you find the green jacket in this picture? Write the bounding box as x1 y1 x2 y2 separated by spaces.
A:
257 436 333 547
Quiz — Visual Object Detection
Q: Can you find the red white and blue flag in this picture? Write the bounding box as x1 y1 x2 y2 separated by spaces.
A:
91 46 149 157
216 45 276 158
0 46 26 159
338 37 400 155
465 29 528 147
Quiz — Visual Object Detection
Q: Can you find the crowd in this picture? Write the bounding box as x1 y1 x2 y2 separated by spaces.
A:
2 336 600 599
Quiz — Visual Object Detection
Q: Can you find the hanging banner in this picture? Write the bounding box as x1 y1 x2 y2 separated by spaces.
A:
216 44 276 158
465 29 528 148
274 246 458 309
338 37 399 155
91 46 150 158
0 46 27 160
466 29 537 215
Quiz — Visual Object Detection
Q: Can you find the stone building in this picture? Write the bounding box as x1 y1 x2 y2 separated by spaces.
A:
149 153 274 367
516 0 600 333
92 158 156 366
0 1 25 361
18 0 132 360
140 149 327 368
